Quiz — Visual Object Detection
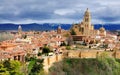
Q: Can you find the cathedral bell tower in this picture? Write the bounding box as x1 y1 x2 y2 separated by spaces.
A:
70 8 95 36
83 8 91 27
83 8 91 36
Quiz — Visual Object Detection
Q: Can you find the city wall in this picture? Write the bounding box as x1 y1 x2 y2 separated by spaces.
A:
43 54 63 72
43 50 120 72
67 50 120 58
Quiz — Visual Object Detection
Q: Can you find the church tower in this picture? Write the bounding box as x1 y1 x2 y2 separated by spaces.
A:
83 8 91 26
70 8 96 36
57 25 61 34
18 25 22 34
83 8 92 36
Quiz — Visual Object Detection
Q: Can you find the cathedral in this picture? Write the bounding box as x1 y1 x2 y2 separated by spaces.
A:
71 8 106 37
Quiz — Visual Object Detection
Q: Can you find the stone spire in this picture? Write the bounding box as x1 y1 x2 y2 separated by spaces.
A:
85 8 90 15
18 25 22 34
83 8 91 26
57 24 61 34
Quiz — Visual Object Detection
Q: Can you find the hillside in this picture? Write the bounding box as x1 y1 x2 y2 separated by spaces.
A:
49 58 120 75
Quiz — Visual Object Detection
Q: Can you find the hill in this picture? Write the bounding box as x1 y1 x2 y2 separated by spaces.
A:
49 57 120 75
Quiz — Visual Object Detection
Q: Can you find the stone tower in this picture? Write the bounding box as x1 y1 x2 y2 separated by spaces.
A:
83 8 91 36
71 8 96 36
57 25 61 34
83 8 91 26
18 25 22 34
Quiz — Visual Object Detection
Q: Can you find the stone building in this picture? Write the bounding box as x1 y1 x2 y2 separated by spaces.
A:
98 27 106 37
71 8 106 37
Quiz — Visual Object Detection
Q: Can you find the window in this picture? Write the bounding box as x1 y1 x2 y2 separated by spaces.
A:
85 18 89 22
81 28 84 32
75 26 77 28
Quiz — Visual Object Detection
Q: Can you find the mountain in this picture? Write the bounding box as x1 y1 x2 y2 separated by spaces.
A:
94 24 120 31
0 23 120 31
0 23 71 31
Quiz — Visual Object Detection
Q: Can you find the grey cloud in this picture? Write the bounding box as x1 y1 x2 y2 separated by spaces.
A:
0 0 120 23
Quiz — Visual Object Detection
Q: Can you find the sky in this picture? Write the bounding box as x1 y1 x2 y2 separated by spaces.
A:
0 0 120 24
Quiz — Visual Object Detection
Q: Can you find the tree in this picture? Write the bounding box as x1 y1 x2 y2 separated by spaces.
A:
70 29 76 35
28 58 44 75
22 35 27 39
60 42 67 46
0 63 9 75
37 52 42 56
24 35 27 39
66 46 71 50
103 44 108 49
97 52 120 75
28 58 36 74
3 60 23 75
49 58 120 75
0 32 13 42
42 47 50 56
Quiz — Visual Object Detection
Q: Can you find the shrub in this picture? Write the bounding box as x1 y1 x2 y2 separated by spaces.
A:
42 47 50 56
49 58 120 75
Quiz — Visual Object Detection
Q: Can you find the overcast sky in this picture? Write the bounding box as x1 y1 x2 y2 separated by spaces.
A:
0 0 120 24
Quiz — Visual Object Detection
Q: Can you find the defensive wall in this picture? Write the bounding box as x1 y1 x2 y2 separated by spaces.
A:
43 50 120 72
43 54 63 72
67 50 120 58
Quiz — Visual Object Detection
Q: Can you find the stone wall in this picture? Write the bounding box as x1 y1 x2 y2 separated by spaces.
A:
43 54 63 72
43 50 120 72
115 51 120 58
80 51 97 58
67 50 120 59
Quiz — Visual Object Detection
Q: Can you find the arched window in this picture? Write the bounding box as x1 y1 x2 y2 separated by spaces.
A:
81 28 84 32
85 18 88 22
75 26 77 28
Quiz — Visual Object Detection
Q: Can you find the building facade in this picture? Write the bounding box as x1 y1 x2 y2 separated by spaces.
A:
71 8 106 37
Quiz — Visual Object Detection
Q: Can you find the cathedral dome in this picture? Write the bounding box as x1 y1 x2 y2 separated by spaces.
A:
99 27 105 32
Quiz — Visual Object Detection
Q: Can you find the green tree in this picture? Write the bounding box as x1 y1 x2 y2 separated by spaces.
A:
28 58 36 74
37 52 42 56
28 58 44 75
49 57 120 75
70 29 76 35
42 47 50 56
66 46 71 50
97 52 120 75
22 35 27 39
3 60 23 75
0 63 9 75
60 42 67 46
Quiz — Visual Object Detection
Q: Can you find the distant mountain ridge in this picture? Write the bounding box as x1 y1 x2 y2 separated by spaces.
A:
0 23 120 31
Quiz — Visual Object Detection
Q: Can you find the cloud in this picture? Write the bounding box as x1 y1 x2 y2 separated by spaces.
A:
54 9 76 16
0 0 120 24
